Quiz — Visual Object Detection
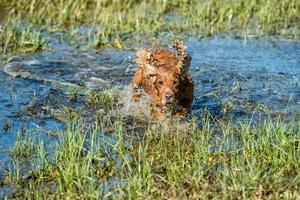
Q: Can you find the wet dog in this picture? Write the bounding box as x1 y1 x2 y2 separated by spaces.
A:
132 40 194 121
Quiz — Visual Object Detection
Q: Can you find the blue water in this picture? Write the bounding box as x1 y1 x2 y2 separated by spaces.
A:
0 71 62 178
186 37 300 117
188 37 300 73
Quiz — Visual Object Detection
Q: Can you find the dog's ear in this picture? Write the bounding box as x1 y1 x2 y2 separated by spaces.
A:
180 54 191 77
173 40 191 78
136 49 157 78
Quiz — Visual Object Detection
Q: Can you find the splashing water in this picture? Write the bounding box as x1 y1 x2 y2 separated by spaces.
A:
106 85 152 120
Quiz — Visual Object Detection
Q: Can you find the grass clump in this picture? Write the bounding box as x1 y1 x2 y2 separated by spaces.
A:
0 20 46 55
3 115 300 199
18 26 45 53
12 132 38 158
1 0 300 53
86 90 115 112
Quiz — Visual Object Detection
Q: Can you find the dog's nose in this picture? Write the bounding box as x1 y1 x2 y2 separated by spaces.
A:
162 90 175 105
165 94 172 100
164 94 174 104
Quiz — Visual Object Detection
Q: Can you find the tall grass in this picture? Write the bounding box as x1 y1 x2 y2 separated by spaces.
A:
1 0 300 54
3 115 300 199
0 20 46 54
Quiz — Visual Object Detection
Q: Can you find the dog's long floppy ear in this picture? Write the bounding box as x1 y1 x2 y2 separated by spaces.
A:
136 49 156 77
173 40 191 78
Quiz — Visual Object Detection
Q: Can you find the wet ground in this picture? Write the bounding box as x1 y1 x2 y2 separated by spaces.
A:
0 35 300 183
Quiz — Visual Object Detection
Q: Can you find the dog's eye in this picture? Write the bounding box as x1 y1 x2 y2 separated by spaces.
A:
158 80 164 85
147 74 155 79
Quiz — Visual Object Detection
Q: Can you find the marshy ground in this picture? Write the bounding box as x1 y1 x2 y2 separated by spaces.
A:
1 0 300 199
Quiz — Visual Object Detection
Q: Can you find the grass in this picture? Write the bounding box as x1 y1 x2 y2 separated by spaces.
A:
0 0 300 55
0 1 300 198
1 113 300 199
86 90 115 112
0 20 46 55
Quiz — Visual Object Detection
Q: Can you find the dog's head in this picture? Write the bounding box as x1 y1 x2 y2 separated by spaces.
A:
155 69 186 107
136 41 191 107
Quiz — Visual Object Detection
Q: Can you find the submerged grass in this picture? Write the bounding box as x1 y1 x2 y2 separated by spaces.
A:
1 0 300 54
2 114 300 199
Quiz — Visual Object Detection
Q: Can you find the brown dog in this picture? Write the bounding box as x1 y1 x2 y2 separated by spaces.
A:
132 40 194 121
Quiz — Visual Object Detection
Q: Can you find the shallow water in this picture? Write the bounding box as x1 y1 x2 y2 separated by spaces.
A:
188 37 300 119
0 35 300 188
0 72 64 184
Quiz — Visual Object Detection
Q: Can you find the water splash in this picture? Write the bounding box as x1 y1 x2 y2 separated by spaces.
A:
106 85 152 120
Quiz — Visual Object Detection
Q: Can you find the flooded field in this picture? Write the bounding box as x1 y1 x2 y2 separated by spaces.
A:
1 35 300 156
0 34 300 198
1 0 300 198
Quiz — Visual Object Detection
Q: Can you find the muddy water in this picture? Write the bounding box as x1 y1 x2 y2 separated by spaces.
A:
0 36 300 181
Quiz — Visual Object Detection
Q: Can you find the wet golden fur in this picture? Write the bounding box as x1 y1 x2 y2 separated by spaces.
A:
132 41 194 121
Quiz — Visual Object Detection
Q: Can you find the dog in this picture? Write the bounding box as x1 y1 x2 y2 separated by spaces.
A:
132 40 194 121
